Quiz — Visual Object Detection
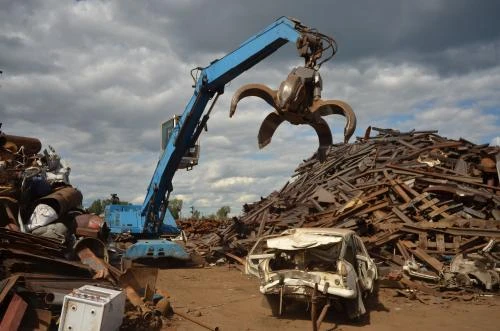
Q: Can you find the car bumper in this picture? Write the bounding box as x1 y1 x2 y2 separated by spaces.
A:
260 278 357 299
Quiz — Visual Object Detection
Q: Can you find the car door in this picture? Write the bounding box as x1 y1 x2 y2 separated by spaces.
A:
353 235 377 292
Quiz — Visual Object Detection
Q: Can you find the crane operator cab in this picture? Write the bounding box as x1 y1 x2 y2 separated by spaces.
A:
161 115 200 170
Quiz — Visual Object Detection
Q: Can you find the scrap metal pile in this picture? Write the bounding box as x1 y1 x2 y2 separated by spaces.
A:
0 127 168 330
184 127 500 293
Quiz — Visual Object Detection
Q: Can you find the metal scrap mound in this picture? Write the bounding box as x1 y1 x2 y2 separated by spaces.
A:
181 127 500 296
0 126 164 330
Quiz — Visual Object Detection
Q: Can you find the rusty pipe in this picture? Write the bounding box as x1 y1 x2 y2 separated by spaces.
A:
311 283 319 331
315 299 331 330
44 291 66 305
155 297 171 317
37 186 82 215
124 285 157 321
0 133 42 155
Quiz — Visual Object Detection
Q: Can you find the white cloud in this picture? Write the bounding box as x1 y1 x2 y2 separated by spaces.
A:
212 176 256 189
1 0 499 218
237 194 260 203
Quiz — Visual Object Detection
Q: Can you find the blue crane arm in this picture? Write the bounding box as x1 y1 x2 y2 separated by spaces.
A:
141 17 304 222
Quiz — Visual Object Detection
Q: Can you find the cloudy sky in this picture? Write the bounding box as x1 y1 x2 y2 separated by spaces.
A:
1 0 499 217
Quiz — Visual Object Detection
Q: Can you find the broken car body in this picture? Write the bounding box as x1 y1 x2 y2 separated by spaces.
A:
246 228 377 319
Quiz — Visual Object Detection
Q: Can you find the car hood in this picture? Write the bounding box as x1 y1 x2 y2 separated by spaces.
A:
266 232 342 250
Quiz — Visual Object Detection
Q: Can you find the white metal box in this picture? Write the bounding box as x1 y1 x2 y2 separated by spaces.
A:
58 285 125 331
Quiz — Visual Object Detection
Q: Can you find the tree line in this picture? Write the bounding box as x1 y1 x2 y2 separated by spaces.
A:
87 196 231 220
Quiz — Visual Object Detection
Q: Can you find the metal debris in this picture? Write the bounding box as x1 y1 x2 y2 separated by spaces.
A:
181 127 500 297
0 126 160 330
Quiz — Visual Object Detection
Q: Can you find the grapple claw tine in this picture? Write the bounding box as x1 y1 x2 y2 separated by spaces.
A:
310 117 333 162
310 99 357 143
258 112 285 148
229 84 277 117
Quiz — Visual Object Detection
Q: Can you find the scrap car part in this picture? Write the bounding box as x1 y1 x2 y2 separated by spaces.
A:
450 253 499 290
403 257 441 282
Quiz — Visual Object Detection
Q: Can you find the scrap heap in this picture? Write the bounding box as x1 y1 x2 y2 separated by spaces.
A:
0 127 167 330
0 127 116 329
185 127 500 292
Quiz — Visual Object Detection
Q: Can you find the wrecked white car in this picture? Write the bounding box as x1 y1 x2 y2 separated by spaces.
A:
246 228 377 319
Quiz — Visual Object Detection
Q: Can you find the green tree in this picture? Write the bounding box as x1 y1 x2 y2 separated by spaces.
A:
190 206 201 219
168 198 183 219
87 199 104 215
216 206 231 220
87 195 130 215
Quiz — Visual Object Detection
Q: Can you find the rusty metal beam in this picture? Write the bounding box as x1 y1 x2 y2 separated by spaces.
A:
0 293 28 331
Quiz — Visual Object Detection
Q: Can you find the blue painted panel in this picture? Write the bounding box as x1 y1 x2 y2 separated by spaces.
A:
105 204 180 235
123 239 190 260
105 204 143 234
205 17 300 88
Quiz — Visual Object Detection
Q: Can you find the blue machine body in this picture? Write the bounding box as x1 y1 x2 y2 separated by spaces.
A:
123 239 190 261
105 17 307 260
106 205 179 235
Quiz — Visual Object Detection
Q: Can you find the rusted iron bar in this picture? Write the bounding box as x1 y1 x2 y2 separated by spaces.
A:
315 299 331 330
0 293 28 331
173 309 220 331
311 283 319 331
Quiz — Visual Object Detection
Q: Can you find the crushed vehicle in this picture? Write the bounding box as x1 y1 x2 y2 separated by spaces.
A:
246 228 377 320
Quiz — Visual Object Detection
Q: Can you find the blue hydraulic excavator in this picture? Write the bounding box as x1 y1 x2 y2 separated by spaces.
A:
104 17 357 263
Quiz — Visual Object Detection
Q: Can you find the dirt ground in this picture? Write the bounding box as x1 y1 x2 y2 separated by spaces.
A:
156 266 500 331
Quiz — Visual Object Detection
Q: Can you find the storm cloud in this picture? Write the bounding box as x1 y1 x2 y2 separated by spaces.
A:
1 0 499 216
